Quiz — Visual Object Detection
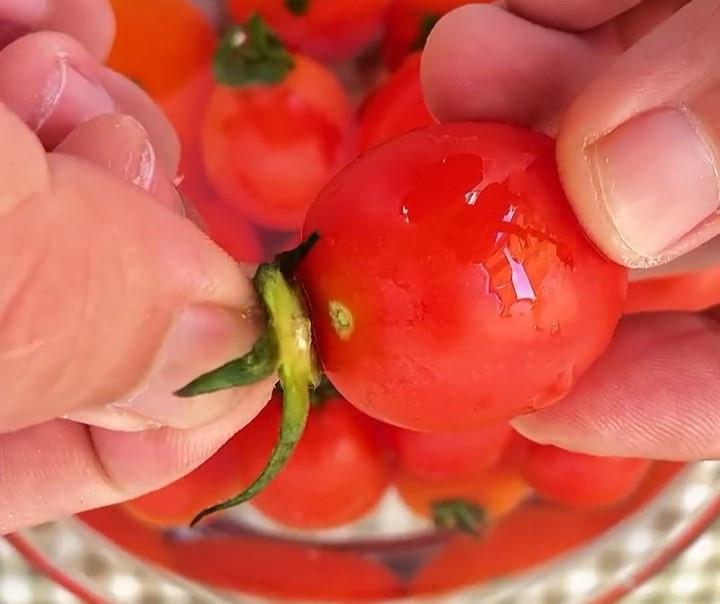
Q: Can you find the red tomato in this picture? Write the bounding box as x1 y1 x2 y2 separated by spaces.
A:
298 123 628 432
188 196 266 264
397 466 531 523
123 431 251 528
509 434 652 509
389 422 512 481
107 0 215 99
228 0 392 60
203 54 355 230
235 393 391 529
382 0 485 69
626 266 720 314
359 51 435 152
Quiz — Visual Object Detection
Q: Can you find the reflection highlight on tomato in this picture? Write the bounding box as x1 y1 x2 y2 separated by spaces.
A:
298 123 628 432
228 0 392 60
202 17 355 230
359 51 435 152
232 391 391 529
389 422 512 481
509 434 652 509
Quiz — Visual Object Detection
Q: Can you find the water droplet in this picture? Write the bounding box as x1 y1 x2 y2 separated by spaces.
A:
400 203 410 224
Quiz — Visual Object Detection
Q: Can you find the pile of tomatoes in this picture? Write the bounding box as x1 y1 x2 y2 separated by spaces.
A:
105 0 705 534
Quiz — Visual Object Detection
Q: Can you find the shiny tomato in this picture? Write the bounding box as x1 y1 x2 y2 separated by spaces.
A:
509 434 652 509
389 422 512 481
123 430 250 528
626 266 720 314
382 0 484 69
107 0 216 99
187 196 265 264
359 51 435 152
228 0 392 60
235 393 391 529
397 466 531 525
298 123 628 432
203 53 355 230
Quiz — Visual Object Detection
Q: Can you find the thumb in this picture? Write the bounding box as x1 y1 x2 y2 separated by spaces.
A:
558 0 720 270
0 103 271 432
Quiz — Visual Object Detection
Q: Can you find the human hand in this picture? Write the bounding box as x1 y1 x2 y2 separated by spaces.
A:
0 0 274 534
422 0 720 460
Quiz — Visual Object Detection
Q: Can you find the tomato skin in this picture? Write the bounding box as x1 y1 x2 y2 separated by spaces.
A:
228 0 392 60
397 466 531 522
202 54 355 231
107 0 215 99
236 394 391 529
359 52 435 152
389 422 512 481
509 434 652 509
382 0 484 69
188 197 266 264
299 123 628 432
626 266 720 314
123 431 251 528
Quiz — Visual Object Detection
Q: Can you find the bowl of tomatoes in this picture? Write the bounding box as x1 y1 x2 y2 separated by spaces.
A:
11 0 720 602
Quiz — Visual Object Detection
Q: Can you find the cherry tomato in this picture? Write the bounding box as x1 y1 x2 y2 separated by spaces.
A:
203 53 355 230
626 266 720 314
397 466 531 524
188 196 266 264
359 51 435 152
382 0 485 69
228 0 392 60
298 123 628 432
107 0 216 99
235 393 391 529
389 422 512 481
123 430 251 528
509 434 652 509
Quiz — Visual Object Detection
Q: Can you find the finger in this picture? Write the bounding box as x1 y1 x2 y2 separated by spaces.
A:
506 0 644 31
512 312 720 460
421 4 620 128
0 0 114 58
0 380 271 534
99 68 181 177
0 107 267 432
56 113 182 212
558 0 720 269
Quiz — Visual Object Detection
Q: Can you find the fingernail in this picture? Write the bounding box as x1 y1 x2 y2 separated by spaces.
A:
37 61 116 147
591 107 719 259
113 304 266 429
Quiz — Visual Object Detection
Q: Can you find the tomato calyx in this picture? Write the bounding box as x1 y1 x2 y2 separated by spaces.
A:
213 14 294 87
411 13 441 52
285 0 309 16
176 235 322 527
432 499 486 536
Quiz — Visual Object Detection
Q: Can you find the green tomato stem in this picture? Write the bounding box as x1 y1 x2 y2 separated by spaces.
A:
285 0 309 15
188 263 318 527
431 499 486 536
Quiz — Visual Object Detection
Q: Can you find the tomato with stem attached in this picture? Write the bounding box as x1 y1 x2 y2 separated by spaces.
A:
382 0 486 69
176 122 628 523
358 51 435 152
297 122 628 432
388 422 513 481
508 434 652 509
232 391 391 529
202 16 355 231
228 0 392 60
397 466 532 533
